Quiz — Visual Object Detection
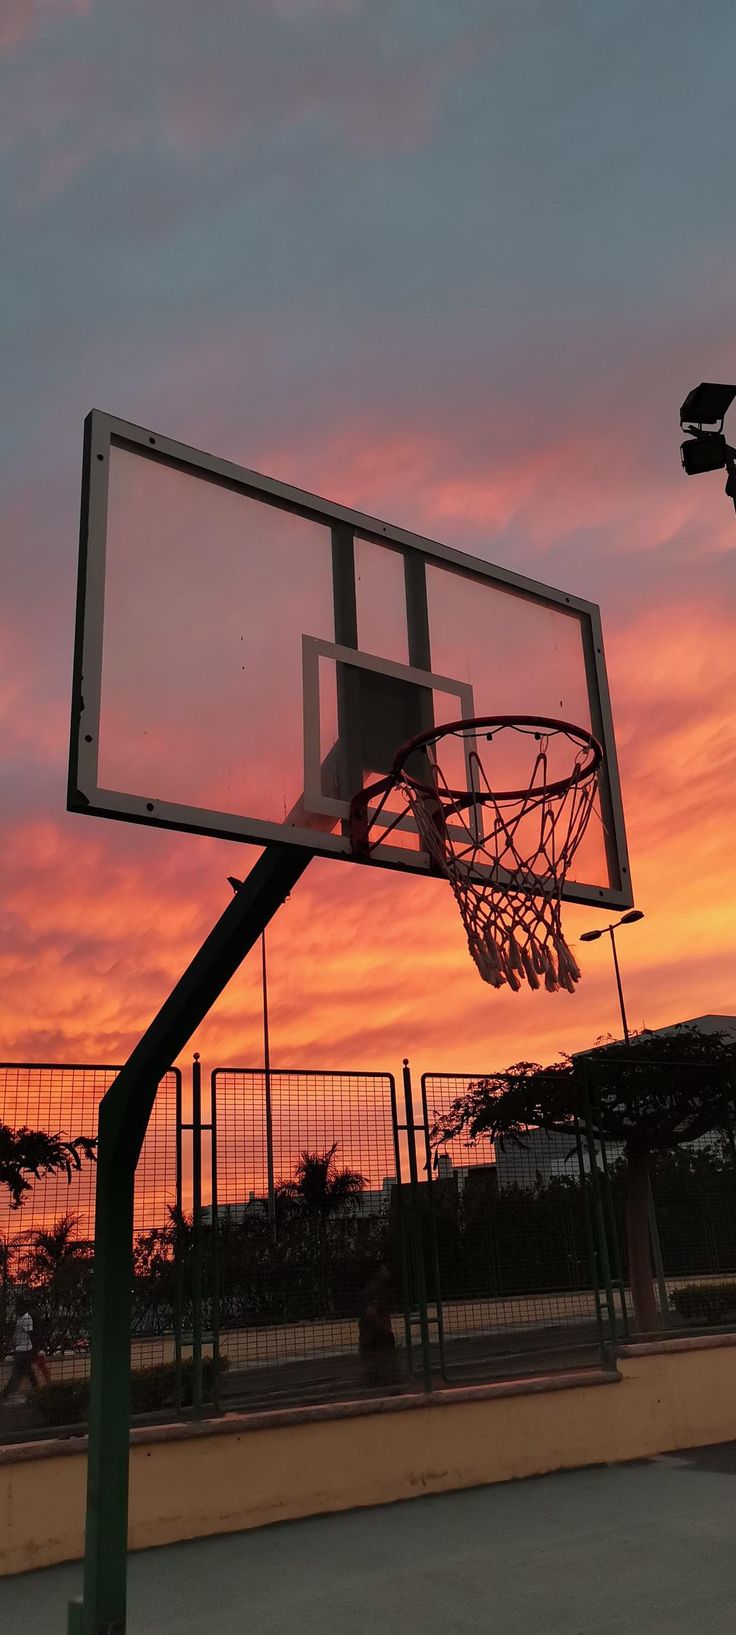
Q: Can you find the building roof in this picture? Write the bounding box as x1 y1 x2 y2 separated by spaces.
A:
580 1014 736 1054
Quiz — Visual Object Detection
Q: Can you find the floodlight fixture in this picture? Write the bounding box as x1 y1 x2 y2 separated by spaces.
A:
680 433 727 476
579 928 603 942
679 381 736 510
620 909 645 925
680 382 736 433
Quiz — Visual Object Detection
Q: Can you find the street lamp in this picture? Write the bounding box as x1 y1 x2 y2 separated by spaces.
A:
679 381 736 512
579 909 644 1045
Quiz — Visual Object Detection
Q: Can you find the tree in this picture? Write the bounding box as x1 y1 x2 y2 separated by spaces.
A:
277 1142 367 1316
433 1026 735 1333
26 1212 94 1351
0 1123 96 1208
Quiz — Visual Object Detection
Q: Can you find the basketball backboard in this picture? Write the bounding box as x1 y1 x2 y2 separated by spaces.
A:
68 410 632 910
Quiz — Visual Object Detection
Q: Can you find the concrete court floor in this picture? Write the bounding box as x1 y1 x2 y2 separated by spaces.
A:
3 1444 736 1634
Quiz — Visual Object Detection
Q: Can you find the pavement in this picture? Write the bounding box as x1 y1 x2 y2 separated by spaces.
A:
3 1444 736 1633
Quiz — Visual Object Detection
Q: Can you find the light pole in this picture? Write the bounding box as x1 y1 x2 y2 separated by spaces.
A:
580 909 669 1322
580 908 644 1044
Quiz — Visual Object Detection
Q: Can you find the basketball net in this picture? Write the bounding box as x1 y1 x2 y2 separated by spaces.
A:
350 718 601 994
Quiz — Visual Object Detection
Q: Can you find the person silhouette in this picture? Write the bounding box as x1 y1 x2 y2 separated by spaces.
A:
358 1262 397 1388
1 1295 39 1403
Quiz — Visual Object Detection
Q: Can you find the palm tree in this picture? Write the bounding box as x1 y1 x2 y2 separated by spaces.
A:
277 1143 366 1316
27 1213 93 1351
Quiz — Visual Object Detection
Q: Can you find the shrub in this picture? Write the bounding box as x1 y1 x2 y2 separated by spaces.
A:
670 1282 736 1327
35 1354 229 1428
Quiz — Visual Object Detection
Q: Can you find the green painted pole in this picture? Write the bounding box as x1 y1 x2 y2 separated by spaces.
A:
573 1104 608 1365
582 1075 617 1362
191 1055 203 1418
68 843 310 1635
402 1060 433 1393
419 1075 448 1382
173 1069 184 1417
210 1069 221 1412
70 1109 138 1634
389 1075 414 1379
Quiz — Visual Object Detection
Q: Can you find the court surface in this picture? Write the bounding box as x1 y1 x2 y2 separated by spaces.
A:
3 1444 736 1633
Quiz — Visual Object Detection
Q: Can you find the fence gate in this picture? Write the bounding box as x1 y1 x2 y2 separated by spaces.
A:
206 1065 413 1412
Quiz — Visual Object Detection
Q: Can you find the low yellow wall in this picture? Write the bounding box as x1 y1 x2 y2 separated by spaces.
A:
2 1337 736 1578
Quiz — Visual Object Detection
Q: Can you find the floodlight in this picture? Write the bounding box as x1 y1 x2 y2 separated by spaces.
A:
680 382 736 432
579 929 603 942
620 909 644 925
680 433 727 476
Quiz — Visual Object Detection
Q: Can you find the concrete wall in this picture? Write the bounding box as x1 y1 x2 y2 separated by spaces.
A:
2 1336 736 1577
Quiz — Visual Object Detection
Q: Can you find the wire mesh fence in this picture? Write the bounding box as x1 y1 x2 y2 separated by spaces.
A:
580 1054 736 1333
421 1070 609 1380
4 1050 736 1444
0 1063 180 1441
208 1068 411 1411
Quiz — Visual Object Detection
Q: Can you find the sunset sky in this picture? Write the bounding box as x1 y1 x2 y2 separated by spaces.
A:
2 1 735 1090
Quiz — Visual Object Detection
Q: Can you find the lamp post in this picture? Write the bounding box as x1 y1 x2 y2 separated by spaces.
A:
580 909 669 1323
579 908 644 1044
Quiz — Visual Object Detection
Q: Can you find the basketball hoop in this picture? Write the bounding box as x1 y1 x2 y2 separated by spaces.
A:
350 716 603 994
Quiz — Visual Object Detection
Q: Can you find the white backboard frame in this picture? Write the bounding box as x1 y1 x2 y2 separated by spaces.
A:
68 409 633 908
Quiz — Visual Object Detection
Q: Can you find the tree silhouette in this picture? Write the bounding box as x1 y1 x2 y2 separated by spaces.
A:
277 1143 366 1315
0 1123 96 1208
433 1026 735 1333
26 1213 94 1352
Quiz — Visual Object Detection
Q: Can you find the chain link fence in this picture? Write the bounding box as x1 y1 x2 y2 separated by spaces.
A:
4 1052 736 1443
208 1067 411 1411
421 1070 611 1381
0 1063 180 1441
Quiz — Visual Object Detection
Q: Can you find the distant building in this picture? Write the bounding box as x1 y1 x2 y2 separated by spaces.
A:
493 1127 581 1191
580 1013 736 1053
202 1177 398 1226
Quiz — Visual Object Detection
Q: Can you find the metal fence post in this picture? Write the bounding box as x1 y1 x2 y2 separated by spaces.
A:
191 1054 203 1419
174 1069 184 1417
419 1075 448 1382
388 1074 414 1377
572 1103 609 1368
581 1072 618 1359
596 1112 630 1339
402 1060 433 1393
210 1068 222 1412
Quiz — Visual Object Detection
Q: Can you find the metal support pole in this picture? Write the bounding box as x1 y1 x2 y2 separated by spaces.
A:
262 932 276 1238
68 843 310 1635
173 1071 183 1417
608 926 629 1045
402 1060 433 1393
596 1108 629 1339
609 924 669 1325
582 1076 617 1364
210 1069 221 1412
572 1103 608 1364
191 1055 203 1418
419 1076 448 1382
388 1075 414 1378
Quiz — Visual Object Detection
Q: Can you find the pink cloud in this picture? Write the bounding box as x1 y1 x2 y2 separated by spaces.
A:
0 0 94 55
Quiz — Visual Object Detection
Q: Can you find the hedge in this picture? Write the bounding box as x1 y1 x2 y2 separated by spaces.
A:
670 1282 736 1327
35 1355 229 1428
